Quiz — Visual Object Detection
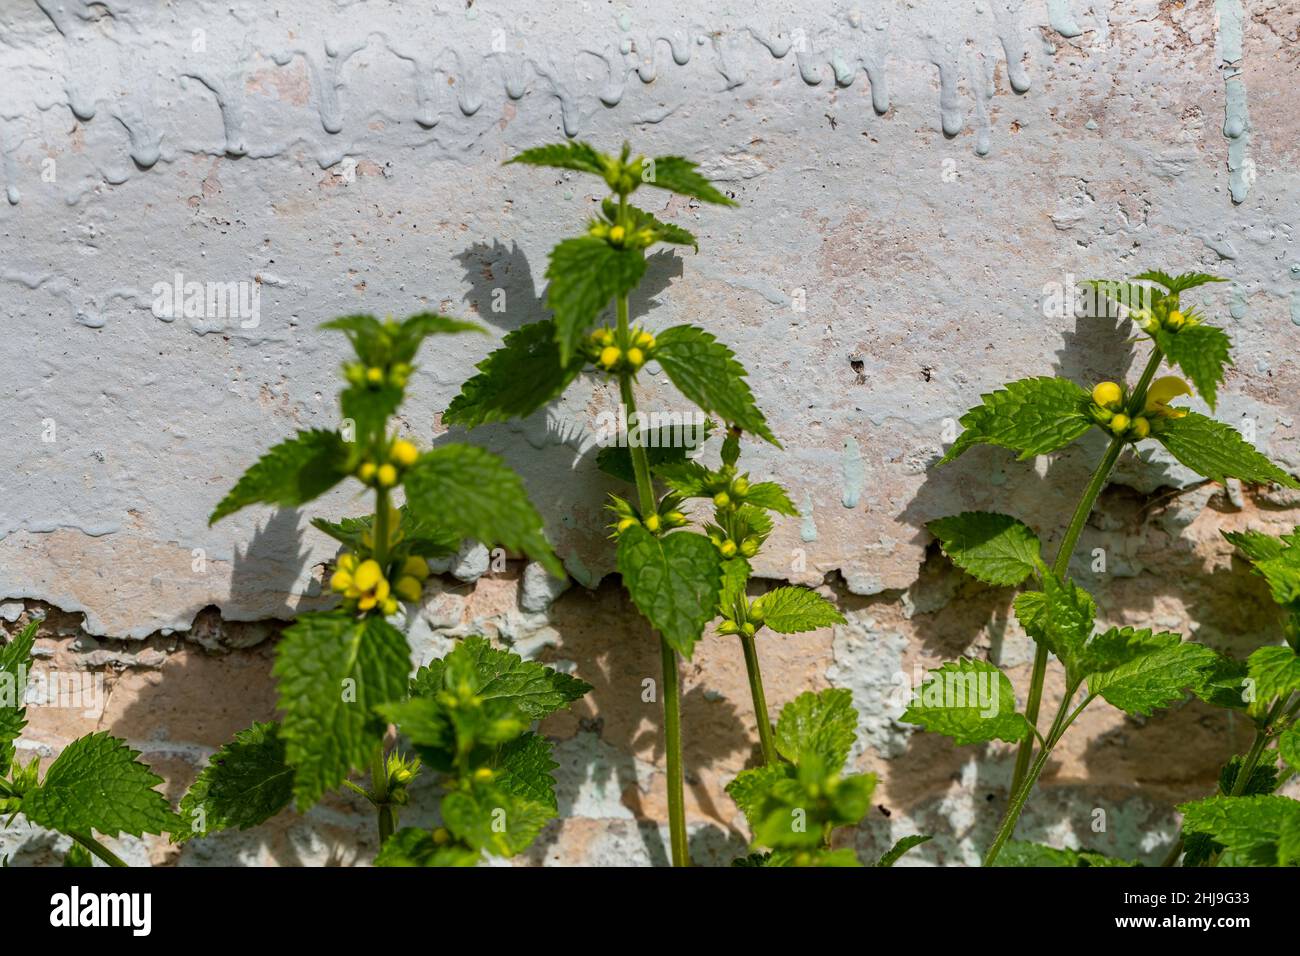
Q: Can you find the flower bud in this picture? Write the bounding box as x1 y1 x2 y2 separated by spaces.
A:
357 461 377 483
739 538 759 558
616 517 638 534
713 491 731 509
1091 381 1123 410
635 331 655 350
390 439 419 467
1130 416 1150 440
626 347 644 368
720 539 737 558
1165 309 1185 330
401 555 430 581
377 463 398 487
1109 413 1131 435
609 225 626 245
330 569 353 593
644 513 661 533
741 622 756 637
394 576 424 603
599 346 621 369
731 476 750 497
366 366 384 386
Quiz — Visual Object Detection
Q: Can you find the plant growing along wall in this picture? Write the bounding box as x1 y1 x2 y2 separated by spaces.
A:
904 271 1300 866
446 141 867 865
190 314 590 865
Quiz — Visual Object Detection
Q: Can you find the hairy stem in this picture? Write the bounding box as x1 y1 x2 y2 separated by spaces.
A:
1009 345 1166 794
69 830 129 868
739 630 778 764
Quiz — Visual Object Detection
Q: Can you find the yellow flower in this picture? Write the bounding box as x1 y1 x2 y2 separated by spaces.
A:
358 576 390 612
599 346 621 369
380 596 398 616
635 331 655 350
473 767 495 782
626 347 644 368
1109 413 1131 435
377 463 398 487
1130 416 1151 440
713 491 731 509
401 555 429 581
390 439 419 467
365 366 384 385
609 225 626 244
337 553 358 574
1091 381 1123 410
616 517 638 533
354 560 383 592
1144 375 1191 418
330 569 353 592
719 539 737 558
644 513 661 532
357 461 377 483
394 575 424 603
1164 309 1186 330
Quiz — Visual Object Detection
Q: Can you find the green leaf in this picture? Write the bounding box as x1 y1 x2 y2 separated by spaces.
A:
397 313 485 359
492 733 559 812
991 841 1136 867
717 556 751 620
643 155 736 206
1219 756 1278 797
900 658 1031 746
752 587 845 634
441 782 553 857
1279 727 1300 772
404 443 563 577
313 507 460 559
927 512 1044 586
597 422 712 485
1251 553 1300 610
1024 575 1096 677
209 429 349 524
409 636 590 720
1081 279 1161 314
876 833 933 867
1133 271 1226 294
939 376 1092 465
1086 637 1218 717
545 236 646 362
341 383 403 444
375 828 481 867
1178 794 1300 866
62 843 93 867
749 765 875 849
0 621 37 776
507 141 606 177
1223 529 1288 564
1247 645 1300 702
1192 650 1251 710
725 763 793 830
1076 626 1180 678
1152 412 1299 488
653 325 776 445
176 722 294 842
1153 323 1232 410
616 527 722 658
653 460 713 497
744 482 798 515
626 203 698 248
272 612 411 809
774 688 857 771
22 732 177 837
444 321 584 428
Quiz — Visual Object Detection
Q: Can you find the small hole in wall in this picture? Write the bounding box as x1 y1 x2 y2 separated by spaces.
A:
849 356 866 384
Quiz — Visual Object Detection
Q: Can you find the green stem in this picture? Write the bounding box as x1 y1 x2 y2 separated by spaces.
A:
374 486 391 571
370 745 395 844
69 831 129 868
739 631 778 764
985 694 1091 866
1008 345 1165 795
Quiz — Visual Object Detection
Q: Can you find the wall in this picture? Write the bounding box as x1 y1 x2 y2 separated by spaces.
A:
1 0 1298 865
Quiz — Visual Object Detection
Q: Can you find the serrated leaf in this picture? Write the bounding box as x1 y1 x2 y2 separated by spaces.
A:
444 321 584 428
1251 553 1300 610
1086 639 1218 717
643 155 736 206
313 507 460 560
928 511 1044 586
749 765 875 850
1219 756 1278 798
1224 529 1287 564
725 762 793 830
272 612 411 809
1032 575 1096 677
1 621 37 776
597 422 712 485
876 833 933 867
1152 412 1299 488
507 141 606 176
775 688 857 771
545 236 646 362
1153 323 1232 410
441 782 553 857
991 841 1136 867
752 587 845 634
624 203 698 249
940 376 1092 465
341 383 403 444
1133 271 1226 294
176 722 293 842
1178 794 1300 866
653 460 713 497
404 443 563 578
900 658 1031 746
1279 727 1300 772
616 527 722 658
1247 645 1300 702
1081 279 1162 315
22 732 177 838
409 635 590 720
375 828 481 867
653 325 777 445
210 429 348 524
744 482 798 515
492 732 559 812
1192 650 1251 710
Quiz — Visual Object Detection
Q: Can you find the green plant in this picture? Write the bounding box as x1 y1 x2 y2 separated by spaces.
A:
0 620 176 866
905 271 1300 866
1165 524 1300 866
446 141 847 865
192 314 590 865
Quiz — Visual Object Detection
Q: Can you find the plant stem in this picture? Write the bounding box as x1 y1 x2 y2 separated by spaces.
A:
374 486 391 570
69 831 129 868
984 694 1090 866
616 285 689 866
1009 346 1166 794
739 630 778 764
370 745 395 844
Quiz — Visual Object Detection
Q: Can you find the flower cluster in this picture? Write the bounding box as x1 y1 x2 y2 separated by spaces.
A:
1132 298 1201 335
356 438 420 488
606 493 689 538
586 326 655 374
330 552 430 616
1089 375 1190 441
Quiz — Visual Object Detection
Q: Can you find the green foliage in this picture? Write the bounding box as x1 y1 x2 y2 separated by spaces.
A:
1246 645 1300 702
404 444 563 577
441 783 554 857
900 658 1032 746
939 376 1092 465
312 507 459 559
209 429 348 524
775 689 857 770
1178 795 1300 866
927 511 1044 586
876 834 933 867
272 612 412 809
23 732 177 838
506 141 605 176
616 526 722 658
1152 412 1299 488
750 586 845 634
374 828 479 867
1133 271 1227 295
991 841 1136 867
596 420 713 485
642 155 736 206
1152 323 1231 410
1084 635 1217 717
653 325 777 445
444 320 585 427
545 236 647 362
176 722 294 842
0 621 37 776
